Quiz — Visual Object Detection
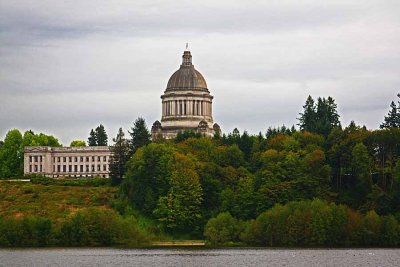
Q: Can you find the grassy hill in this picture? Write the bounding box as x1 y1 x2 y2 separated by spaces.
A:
0 180 118 221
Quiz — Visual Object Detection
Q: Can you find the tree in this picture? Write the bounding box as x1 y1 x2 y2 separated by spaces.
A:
109 128 130 185
204 212 242 245
153 152 203 234
298 95 340 137
315 96 340 137
88 125 108 146
380 94 400 129
70 140 86 147
351 143 372 200
95 125 108 146
122 143 175 215
298 95 317 132
129 117 151 155
88 129 97 146
0 129 23 178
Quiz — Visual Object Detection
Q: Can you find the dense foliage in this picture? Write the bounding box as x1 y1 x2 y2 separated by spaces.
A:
30 177 111 187
0 208 149 247
119 94 400 244
70 140 86 147
205 199 400 247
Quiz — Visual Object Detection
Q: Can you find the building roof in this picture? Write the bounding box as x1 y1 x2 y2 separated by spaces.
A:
166 50 208 90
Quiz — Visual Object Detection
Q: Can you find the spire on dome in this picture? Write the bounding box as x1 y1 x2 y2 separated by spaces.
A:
181 49 192 66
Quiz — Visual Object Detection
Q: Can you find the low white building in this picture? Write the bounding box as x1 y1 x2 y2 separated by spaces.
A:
24 146 112 178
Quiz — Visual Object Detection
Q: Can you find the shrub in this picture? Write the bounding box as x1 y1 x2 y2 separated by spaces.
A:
204 212 244 245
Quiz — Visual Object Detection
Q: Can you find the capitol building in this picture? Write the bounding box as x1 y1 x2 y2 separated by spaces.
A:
24 48 220 178
151 48 221 139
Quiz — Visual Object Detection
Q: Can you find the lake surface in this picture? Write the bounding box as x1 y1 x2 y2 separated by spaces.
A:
0 248 399 267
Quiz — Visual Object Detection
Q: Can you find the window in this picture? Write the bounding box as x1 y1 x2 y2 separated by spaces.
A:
58 157 60 162
29 165 32 172
69 165 72 172
63 165 66 172
103 156 106 161
75 157 78 162
39 156 42 162
97 165 100 171
74 165 78 172
34 165 38 172
80 156 83 162
92 156 95 161
98 156 101 162
86 156 89 162
69 157 72 162
86 165 89 172
63 157 66 162
29 156 32 162
53 157 55 163
53 165 55 172
92 165 95 171
103 165 107 171
40 165 42 172
57 165 61 172
34 156 38 162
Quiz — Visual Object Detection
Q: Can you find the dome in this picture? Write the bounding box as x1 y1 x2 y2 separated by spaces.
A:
166 51 208 90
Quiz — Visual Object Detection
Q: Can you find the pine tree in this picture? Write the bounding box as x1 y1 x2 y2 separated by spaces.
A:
315 97 340 137
298 95 340 137
109 128 130 185
298 95 317 132
88 129 97 146
380 94 400 128
95 124 108 146
129 117 151 155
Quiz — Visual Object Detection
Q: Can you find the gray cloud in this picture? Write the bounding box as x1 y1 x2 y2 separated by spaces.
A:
1 0 400 144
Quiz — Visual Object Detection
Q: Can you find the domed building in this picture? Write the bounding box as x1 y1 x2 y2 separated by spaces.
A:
151 49 221 139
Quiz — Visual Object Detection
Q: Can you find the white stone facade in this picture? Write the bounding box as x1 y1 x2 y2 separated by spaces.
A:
24 146 112 178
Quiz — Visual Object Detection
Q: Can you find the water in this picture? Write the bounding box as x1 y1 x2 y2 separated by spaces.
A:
0 248 399 267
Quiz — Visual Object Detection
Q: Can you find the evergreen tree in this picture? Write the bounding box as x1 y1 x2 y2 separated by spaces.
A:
109 128 130 185
129 117 151 155
298 95 317 132
315 97 340 137
95 124 108 146
380 94 400 128
298 95 340 137
88 129 97 146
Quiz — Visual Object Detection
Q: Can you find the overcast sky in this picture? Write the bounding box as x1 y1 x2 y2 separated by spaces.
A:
0 0 399 144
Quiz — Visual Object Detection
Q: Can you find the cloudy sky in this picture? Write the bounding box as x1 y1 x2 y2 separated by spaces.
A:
0 0 399 144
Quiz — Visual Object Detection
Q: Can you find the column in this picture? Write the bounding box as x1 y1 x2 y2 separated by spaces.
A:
166 101 169 116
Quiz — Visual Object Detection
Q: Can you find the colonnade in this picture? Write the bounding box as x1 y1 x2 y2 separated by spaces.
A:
162 99 212 117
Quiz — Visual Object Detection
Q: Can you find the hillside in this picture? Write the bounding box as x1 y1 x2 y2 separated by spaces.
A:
0 181 118 221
